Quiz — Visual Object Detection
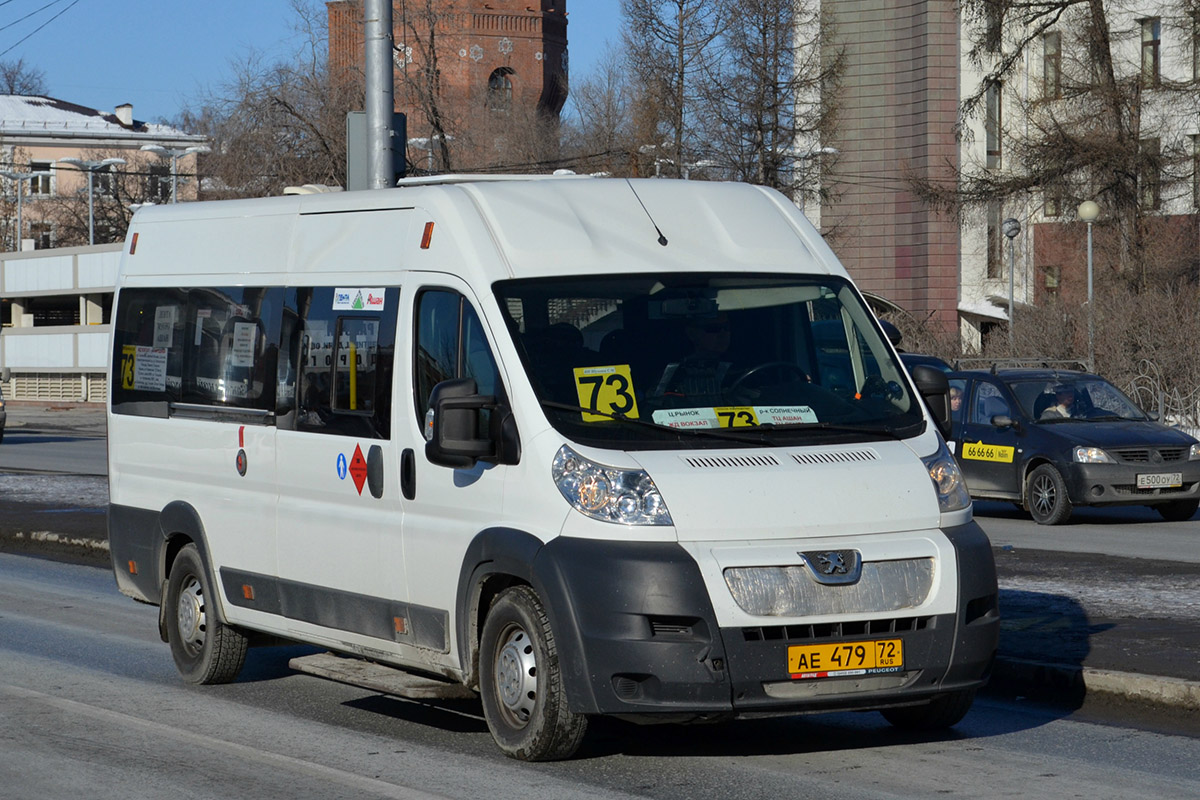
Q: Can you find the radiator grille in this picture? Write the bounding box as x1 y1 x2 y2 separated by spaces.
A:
725 558 935 617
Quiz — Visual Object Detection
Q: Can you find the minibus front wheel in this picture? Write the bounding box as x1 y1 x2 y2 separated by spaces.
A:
165 544 248 684
479 585 588 761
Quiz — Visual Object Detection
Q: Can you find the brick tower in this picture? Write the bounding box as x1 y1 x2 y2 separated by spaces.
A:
328 1 569 121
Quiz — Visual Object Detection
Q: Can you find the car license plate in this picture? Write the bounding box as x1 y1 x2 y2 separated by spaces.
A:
787 639 903 679
1137 472 1182 489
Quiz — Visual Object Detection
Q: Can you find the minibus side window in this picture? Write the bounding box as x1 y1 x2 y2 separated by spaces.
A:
182 287 282 410
414 289 501 436
291 286 397 439
111 287 187 414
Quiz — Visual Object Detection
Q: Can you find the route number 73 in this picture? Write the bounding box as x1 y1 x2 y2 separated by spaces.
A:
573 365 640 422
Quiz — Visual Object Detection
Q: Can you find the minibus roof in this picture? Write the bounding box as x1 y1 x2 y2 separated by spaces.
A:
122 175 843 284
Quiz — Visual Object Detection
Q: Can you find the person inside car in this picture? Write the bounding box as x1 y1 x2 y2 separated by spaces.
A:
1040 383 1079 419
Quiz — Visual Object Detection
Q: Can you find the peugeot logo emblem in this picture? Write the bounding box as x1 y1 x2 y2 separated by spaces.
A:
799 549 863 585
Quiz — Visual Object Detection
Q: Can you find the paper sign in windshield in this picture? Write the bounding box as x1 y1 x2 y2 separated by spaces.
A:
573 365 639 422
651 405 819 429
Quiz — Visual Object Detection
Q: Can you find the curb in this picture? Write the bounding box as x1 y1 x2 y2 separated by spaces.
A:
994 656 1200 711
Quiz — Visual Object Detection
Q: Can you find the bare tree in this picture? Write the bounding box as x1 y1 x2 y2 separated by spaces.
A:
0 58 46 95
561 45 641 176
621 0 725 177
43 149 162 246
703 0 843 200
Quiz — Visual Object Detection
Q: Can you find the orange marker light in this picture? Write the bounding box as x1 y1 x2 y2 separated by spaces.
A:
242 584 256 601
393 616 407 634
420 221 435 249
129 232 139 255
127 560 138 575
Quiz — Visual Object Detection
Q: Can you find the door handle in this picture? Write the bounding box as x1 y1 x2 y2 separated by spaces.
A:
367 445 384 499
401 448 416 500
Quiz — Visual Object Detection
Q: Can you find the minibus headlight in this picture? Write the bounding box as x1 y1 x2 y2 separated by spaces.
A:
921 441 971 513
552 445 673 526
1074 446 1114 464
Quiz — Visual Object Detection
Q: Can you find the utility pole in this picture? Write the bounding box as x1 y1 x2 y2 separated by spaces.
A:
365 0 396 189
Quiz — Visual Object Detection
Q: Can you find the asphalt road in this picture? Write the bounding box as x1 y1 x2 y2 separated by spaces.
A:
2 553 1198 799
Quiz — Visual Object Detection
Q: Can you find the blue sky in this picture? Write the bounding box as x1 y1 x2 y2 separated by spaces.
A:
0 0 622 123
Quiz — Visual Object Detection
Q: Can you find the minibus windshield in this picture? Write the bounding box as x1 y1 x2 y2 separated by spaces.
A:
494 273 924 449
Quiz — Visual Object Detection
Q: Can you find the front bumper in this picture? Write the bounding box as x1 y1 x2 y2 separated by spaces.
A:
1062 461 1200 507
532 522 999 718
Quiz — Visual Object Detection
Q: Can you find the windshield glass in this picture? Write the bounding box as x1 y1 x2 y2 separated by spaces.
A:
1006 376 1148 422
494 273 923 448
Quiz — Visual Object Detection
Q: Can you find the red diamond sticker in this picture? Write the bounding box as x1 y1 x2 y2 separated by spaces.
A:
348 444 368 495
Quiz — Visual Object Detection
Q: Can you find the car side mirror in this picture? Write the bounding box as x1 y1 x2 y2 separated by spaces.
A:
910 365 951 438
424 377 520 469
1145 409 1160 421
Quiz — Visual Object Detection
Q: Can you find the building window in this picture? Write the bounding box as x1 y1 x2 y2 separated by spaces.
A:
1194 13 1200 82
1193 134 1199 209
1139 137 1161 210
487 67 514 111
146 165 169 202
1141 18 1161 86
1043 32 1061 99
28 222 53 249
1043 265 1061 294
987 201 1003 279
985 81 1002 169
94 169 118 198
1043 182 1065 218
29 161 52 196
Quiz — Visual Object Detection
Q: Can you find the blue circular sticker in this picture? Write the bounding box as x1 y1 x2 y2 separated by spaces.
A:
336 453 348 480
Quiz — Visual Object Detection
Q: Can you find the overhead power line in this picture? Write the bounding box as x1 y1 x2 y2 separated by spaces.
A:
0 0 81 59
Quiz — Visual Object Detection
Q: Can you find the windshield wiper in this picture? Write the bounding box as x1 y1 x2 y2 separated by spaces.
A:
539 400 770 443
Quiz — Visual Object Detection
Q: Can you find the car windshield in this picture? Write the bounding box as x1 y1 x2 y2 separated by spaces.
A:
1006 376 1148 422
493 273 924 449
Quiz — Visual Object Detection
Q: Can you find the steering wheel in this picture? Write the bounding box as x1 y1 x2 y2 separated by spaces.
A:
858 374 901 400
729 361 809 394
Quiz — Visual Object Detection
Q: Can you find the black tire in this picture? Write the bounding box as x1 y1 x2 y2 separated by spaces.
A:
165 544 247 684
1026 464 1073 525
1155 499 1200 522
478 586 587 761
881 689 976 730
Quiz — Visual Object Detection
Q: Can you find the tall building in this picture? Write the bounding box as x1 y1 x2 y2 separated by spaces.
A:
328 0 569 169
815 2 961 335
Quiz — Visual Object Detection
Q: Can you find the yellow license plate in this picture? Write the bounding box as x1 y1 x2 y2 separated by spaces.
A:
787 639 904 679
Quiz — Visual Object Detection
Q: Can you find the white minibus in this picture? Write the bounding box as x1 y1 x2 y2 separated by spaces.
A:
107 175 998 760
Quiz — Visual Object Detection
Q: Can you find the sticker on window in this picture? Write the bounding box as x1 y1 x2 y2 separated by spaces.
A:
573 365 639 422
133 346 169 392
153 306 177 348
230 322 257 367
333 288 386 311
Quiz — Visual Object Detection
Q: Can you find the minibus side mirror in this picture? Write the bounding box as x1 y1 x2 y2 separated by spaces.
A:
424 378 520 469
910 365 952 438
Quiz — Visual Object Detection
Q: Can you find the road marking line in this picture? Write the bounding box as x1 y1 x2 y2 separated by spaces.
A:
0 684 451 800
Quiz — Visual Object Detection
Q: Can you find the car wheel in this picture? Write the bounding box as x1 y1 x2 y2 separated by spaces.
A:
479 586 587 761
1155 499 1199 522
1026 464 1073 525
881 688 976 730
165 544 248 684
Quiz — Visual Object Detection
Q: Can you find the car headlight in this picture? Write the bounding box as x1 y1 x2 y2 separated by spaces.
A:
1074 446 1114 464
552 445 673 525
921 440 971 513
1190 444 1200 462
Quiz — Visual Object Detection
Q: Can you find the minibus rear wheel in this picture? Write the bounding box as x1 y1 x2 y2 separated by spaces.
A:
165 544 248 684
479 586 587 761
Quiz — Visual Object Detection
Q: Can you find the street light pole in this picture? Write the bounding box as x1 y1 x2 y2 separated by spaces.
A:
57 158 127 244
1077 200 1100 372
0 170 34 251
1002 217 1022 355
140 145 210 203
